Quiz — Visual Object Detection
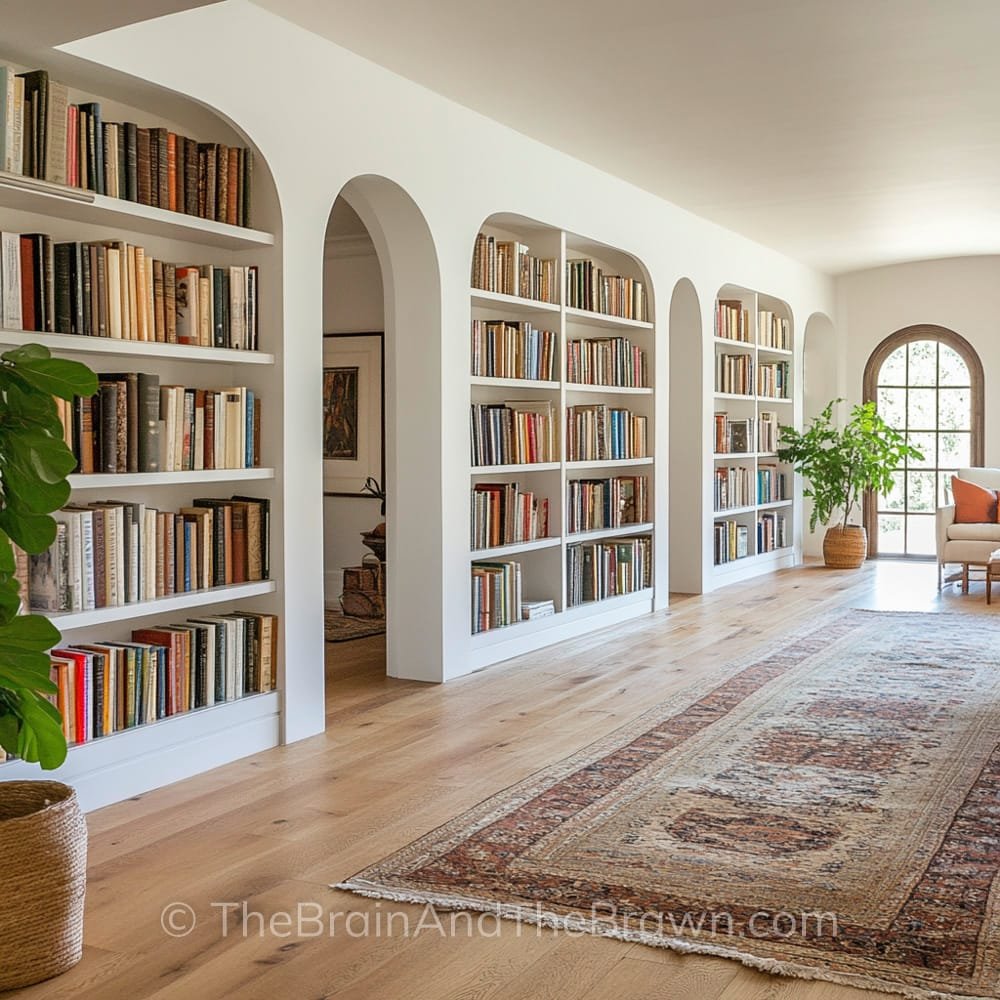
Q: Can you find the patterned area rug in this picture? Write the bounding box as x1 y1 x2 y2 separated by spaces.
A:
338 610 1000 1000
324 610 385 643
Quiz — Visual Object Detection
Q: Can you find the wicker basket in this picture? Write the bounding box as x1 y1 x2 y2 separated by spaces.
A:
823 525 868 569
0 781 88 990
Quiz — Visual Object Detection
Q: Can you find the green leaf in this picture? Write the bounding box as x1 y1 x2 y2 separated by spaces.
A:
10 357 98 400
0 613 61 648
2 344 51 364
0 532 14 576
0 652 59 691
0 712 18 756
16 692 67 769
0 508 57 554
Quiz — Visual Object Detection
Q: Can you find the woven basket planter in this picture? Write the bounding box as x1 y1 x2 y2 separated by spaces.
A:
823 524 868 569
0 781 88 990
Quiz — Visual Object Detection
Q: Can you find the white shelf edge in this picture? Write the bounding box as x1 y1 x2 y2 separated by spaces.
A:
566 523 654 543
47 580 276 631
758 499 793 510
0 329 274 365
713 546 795 573
565 457 653 469
471 462 561 475
470 376 561 390
713 337 755 349
757 345 793 356
713 505 757 517
470 537 562 560
564 307 653 330
69 468 275 489
713 452 759 460
470 289 560 312
0 170 275 248
565 383 652 395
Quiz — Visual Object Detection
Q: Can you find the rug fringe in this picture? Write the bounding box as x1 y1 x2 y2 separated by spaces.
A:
331 880 994 1000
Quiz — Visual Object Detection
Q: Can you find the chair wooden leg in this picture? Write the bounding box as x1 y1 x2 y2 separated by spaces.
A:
962 563 969 594
988 571 993 606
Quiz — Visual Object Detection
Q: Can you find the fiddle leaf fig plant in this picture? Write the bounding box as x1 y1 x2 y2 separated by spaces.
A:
0 344 97 769
778 399 923 532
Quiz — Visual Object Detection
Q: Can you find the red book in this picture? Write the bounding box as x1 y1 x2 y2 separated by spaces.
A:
51 648 90 744
19 237 36 331
131 628 184 716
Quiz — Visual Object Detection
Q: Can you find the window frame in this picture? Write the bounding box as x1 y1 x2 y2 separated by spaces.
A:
862 324 984 559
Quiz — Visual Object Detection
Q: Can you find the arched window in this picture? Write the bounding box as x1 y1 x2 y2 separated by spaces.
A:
863 325 984 557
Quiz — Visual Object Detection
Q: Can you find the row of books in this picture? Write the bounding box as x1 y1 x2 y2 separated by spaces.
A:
566 476 648 533
757 465 788 504
0 232 260 349
758 361 791 399
28 494 270 613
714 466 753 512
471 234 558 304
714 513 788 564
716 299 750 342
1 67 254 227
471 482 550 550
759 310 791 351
471 559 521 633
567 535 652 607
566 405 647 462
470 401 555 466
716 352 754 395
714 412 781 454
470 320 557 381
49 611 277 746
566 259 648 321
57 376 260 475
758 512 788 552
566 336 647 388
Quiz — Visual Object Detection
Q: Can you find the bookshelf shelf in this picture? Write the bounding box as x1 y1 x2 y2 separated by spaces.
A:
567 522 654 543
471 462 561 475
710 286 797 581
67 468 276 489
0 690 281 811
469 217 656 662
469 375 560 391
470 537 562 560
0 171 275 249
565 383 652 396
565 457 653 470
47 580 276 631
565 307 653 332
0 329 275 365
470 288 560 315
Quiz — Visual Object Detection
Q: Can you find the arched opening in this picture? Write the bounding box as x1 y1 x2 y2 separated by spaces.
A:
802 312 839 557
668 277 702 593
321 176 443 682
863 325 985 558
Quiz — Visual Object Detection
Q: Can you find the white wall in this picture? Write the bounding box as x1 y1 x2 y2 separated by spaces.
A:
64 0 835 739
322 247 385 603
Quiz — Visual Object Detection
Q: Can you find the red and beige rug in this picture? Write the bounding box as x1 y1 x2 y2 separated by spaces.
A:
337 610 1000 1000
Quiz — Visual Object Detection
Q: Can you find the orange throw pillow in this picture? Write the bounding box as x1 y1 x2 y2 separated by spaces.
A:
952 476 998 523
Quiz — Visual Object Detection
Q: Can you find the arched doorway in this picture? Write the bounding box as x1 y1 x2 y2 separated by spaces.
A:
321 176 443 681
863 325 985 557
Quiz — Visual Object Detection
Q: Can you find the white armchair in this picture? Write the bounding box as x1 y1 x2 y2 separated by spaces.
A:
937 467 1000 590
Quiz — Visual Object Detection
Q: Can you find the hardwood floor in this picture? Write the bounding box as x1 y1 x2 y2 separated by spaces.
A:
11 559 989 1000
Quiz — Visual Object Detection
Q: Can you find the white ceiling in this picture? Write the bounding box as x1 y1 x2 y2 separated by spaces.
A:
253 0 1000 275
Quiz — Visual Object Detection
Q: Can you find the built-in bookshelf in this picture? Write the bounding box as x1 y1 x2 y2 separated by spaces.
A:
0 57 283 811
469 215 655 667
711 285 795 583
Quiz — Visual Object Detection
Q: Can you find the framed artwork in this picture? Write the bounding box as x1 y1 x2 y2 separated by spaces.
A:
322 332 385 496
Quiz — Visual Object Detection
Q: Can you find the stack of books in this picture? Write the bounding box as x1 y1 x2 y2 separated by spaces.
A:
566 336 647 387
471 559 522 633
758 512 788 552
714 413 754 454
757 464 788 504
470 401 555 466
714 466 753 512
1 66 254 226
716 300 750 341
714 520 749 564
49 610 277 744
28 494 270 612
470 320 557 380
567 476 648 533
716 353 754 395
471 482 549 550
471 233 557 303
0 232 259 349
565 259 647 321
566 405 647 462
567 536 652 606
758 310 791 350
757 361 790 399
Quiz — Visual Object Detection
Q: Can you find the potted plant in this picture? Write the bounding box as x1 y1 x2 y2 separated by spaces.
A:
0 343 97 990
778 399 922 568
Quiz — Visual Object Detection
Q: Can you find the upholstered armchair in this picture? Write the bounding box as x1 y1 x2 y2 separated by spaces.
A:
936 467 1000 590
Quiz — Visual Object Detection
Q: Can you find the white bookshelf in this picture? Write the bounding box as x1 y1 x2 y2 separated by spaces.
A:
469 215 656 666
0 60 284 810
711 285 797 584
